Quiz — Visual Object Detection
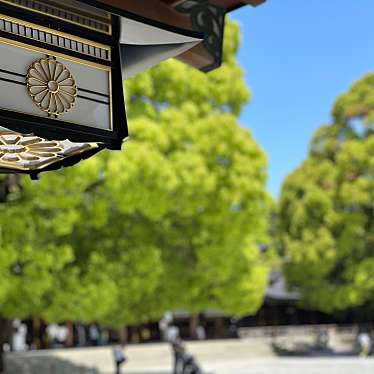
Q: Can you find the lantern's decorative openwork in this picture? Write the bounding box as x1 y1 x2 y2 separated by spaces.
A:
0 0 265 177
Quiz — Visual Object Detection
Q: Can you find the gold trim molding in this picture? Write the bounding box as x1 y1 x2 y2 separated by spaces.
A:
0 13 111 61
0 0 112 35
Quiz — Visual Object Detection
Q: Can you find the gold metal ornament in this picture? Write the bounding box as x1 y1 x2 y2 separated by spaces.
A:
26 57 78 117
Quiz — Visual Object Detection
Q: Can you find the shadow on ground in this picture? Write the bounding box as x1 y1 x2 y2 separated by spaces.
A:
113 372 213 374
6 354 100 374
114 372 172 374
271 342 357 358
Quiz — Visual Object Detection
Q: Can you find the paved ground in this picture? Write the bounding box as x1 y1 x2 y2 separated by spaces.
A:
186 358 374 374
109 357 374 374
14 339 374 374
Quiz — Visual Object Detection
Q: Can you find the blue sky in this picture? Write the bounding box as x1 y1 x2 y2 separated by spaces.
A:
232 0 374 197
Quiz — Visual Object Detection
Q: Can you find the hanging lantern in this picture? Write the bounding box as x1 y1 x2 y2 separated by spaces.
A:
0 0 264 176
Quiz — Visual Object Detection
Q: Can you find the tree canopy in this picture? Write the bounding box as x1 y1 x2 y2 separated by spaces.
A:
279 73 374 313
0 21 271 328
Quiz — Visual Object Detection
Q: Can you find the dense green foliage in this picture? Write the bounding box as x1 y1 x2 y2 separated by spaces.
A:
0 22 270 327
279 73 374 313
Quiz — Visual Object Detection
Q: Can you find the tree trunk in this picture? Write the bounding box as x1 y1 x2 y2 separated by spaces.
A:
214 316 224 338
189 314 200 340
32 317 41 350
118 326 128 345
0 317 13 374
65 322 74 347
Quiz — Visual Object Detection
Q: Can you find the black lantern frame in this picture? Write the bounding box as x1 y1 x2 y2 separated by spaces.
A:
0 1 126 148
0 0 202 176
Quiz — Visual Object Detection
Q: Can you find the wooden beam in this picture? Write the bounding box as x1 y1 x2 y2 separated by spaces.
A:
84 0 265 28
176 43 214 70
224 0 266 11
88 0 193 30
92 0 265 15
161 0 265 9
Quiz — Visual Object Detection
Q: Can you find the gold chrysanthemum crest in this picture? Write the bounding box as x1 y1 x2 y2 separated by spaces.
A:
26 58 78 117
0 131 63 166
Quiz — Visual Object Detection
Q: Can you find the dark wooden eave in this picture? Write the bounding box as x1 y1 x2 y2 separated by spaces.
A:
83 0 193 30
88 0 265 18
79 0 265 71
161 0 265 10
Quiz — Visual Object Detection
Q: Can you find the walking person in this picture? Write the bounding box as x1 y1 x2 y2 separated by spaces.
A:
112 345 127 374
171 337 186 374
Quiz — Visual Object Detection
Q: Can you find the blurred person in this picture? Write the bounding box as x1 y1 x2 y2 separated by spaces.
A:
160 314 203 374
89 323 101 346
316 330 329 350
46 324 68 348
12 320 27 352
182 353 203 374
166 325 180 343
196 325 206 341
170 334 203 374
358 331 372 357
101 329 109 345
76 324 87 347
112 344 127 374
171 337 185 374
229 317 238 338
46 324 58 348
159 312 173 341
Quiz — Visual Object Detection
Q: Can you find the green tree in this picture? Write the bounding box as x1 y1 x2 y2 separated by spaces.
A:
279 73 374 313
0 21 271 361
